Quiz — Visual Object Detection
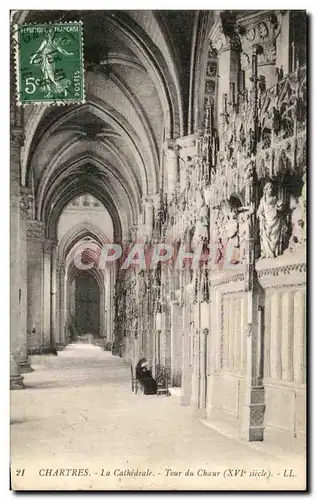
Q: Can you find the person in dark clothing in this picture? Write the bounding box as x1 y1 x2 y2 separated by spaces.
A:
136 358 157 395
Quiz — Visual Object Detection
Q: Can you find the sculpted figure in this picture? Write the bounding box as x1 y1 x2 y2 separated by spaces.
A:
30 28 73 98
257 182 286 258
288 174 307 250
238 204 255 262
222 203 240 264
192 202 209 250
181 209 193 246
209 207 224 265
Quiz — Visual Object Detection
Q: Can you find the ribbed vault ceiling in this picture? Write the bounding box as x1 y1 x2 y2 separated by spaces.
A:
16 10 194 241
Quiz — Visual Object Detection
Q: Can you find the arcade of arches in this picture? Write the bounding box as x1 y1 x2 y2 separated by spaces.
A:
10 10 306 444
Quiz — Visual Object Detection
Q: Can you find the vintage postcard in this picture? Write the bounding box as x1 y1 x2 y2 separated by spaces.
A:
10 9 307 491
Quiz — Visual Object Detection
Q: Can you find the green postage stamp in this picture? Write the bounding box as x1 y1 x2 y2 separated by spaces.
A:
14 22 85 105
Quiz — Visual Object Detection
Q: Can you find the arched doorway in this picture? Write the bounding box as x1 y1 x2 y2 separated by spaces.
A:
75 273 101 337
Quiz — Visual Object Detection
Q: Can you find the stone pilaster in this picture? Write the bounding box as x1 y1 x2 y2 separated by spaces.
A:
55 262 67 349
161 309 171 370
197 327 209 417
165 142 179 195
170 300 182 386
27 219 45 354
181 302 191 406
190 326 200 410
210 13 241 130
142 196 154 240
10 126 25 389
19 188 33 373
240 229 265 441
240 313 265 442
42 238 57 354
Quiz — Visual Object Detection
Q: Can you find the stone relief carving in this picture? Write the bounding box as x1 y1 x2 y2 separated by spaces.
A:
27 220 45 240
19 193 34 218
257 182 287 258
238 13 280 69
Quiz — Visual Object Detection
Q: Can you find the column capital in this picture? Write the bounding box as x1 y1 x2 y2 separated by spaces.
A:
11 126 25 149
27 220 45 240
19 190 34 219
210 12 241 56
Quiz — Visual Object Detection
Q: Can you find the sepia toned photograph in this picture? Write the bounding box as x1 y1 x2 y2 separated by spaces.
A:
10 9 307 491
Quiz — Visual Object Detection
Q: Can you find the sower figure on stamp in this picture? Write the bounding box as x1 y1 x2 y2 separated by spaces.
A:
30 28 73 97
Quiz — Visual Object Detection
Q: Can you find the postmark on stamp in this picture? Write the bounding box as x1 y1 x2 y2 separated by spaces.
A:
13 22 85 105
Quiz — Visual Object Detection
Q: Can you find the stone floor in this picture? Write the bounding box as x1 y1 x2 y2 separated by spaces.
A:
10 344 306 491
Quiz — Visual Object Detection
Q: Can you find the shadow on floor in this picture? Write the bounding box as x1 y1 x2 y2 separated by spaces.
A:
10 418 34 425
23 376 131 391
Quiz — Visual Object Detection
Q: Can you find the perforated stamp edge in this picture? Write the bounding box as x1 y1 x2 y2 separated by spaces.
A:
13 21 85 107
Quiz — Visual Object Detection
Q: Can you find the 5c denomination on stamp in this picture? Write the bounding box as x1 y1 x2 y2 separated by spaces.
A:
13 22 85 105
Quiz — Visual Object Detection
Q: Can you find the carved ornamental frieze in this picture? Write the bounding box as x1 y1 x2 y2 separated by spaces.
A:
238 12 281 71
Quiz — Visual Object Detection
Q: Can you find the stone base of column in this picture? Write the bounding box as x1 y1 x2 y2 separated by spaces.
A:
10 375 25 390
41 347 58 355
10 355 25 390
55 343 67 351
240 386 265 442
20 360 33 373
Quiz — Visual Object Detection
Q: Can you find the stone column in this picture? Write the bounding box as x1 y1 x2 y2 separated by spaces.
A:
143 197 154 239
161 309 171 370
99 283 105 338
27 220 45 354
56 263 66 348
62 268 70 343
190 303 201 409
19 189 33 372
198 328 209 417
109 266 115 342
165 143 178 195
50 242 58 351
198 301 210 416
240 291 265 442
211 17 240 132
10 127 25 389
170 301 182 386
190 327 200 410
42 238 57 354
240 206 265 441
181 301 191 406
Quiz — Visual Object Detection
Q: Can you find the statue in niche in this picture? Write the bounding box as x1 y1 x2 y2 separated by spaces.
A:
192 191 209 250
238 211 248 262
221 201 240 265
209 207 224 265
257 182 287 258
238 204 255 262
244 158 256 184
181 210 193 246
246 128 256 157
288 173 307 250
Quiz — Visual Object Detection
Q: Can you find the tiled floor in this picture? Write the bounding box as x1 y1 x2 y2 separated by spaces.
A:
10 344 306 491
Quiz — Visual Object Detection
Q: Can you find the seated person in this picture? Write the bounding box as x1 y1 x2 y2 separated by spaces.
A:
135 358 157 395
